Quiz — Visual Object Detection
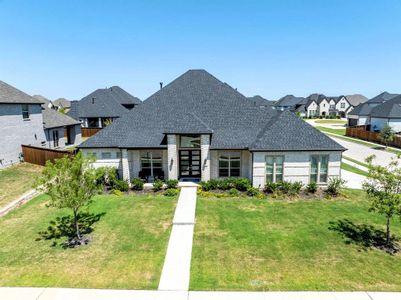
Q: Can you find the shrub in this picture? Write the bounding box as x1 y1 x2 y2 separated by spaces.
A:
264 181 279 194
288 181 303 196
199 179 219 191
246 187 260 197
164 188 179 197
153 179 164 192
111 189 123 196
228 188 240 196
94 167 118 186
131 177 144 191
327 177 346 196
306 181 318 194
113 179 129 192
277 181 292 194
218 178 237 190
233 178 252 191
165 179 179 189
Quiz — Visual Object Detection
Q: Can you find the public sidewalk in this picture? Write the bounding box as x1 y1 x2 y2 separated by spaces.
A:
1 287 400 300
158 183 198 291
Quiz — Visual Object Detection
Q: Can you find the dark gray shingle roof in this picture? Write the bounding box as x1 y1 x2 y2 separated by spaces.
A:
247 95 275 107
370 95 401 118
67 86 140 119
0 81 43 104
42 107 81 129
79 70 344 152
367 92 398 104
275 95 305 107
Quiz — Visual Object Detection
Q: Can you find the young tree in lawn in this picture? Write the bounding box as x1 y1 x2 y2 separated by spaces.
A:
35 151 99 240
379 124 395 149
363 155 401 246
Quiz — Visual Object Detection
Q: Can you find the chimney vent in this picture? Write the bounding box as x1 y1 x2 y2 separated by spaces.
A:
160 82 163 90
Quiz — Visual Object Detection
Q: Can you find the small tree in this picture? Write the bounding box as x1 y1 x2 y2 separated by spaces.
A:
379 124 395 148
363 155 401 246
35 151 100 240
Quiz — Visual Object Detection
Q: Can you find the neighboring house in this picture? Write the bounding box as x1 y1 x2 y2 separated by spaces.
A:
345 94 368 107
53 98 71 111
42 107 82 148
33 95 54 109
68 86 141 128
78 70 345 188
347 92 399 127
247 95 275 108
273 95 305 111
368 95 401 133
304 94 352 118
0 81 46 168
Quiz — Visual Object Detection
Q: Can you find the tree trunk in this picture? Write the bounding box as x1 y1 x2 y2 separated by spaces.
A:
73 209 81 239
386 216 390 246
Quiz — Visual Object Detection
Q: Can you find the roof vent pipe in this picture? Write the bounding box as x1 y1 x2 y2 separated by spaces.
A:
160 82 163 90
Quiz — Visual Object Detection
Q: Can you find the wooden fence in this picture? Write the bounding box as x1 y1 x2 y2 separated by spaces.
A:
81 128 102 137
21 145 75 166
346 127 401 148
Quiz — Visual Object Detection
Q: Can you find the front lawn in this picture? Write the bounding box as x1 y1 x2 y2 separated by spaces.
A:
190 190 401 291
0 163 43 208
315 119 347 125
316 126 346 136
0 194 176 289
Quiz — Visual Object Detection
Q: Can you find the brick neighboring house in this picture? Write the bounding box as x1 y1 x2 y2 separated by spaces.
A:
68 86 141 129
78 70 345 187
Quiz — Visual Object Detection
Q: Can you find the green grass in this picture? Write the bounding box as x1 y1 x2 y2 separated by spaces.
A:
343 156 369 168
341 162 368 177
0 163 43 208
315 119 347 125
316 126 346 136
190 190 401 291
0 193 176 289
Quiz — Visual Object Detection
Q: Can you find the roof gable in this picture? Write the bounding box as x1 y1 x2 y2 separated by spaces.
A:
0 81 42 104
370 95 401 118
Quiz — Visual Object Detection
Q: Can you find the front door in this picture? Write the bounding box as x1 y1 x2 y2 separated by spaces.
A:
179 150 201 178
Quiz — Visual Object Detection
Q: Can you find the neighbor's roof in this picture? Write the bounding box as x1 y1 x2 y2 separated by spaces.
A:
247 95 275 107
367 92 398 104
53 98 71 108
79 70 344 152
0 81 43 104
67 86 141 119
346 94 368 106
370 95 401 118
42 107 81 129
274 95 305 107
348 103 372 116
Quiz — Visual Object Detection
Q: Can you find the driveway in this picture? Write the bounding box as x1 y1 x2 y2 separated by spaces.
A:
330 136 400 167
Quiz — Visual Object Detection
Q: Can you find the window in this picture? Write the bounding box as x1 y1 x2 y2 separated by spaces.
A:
22 104 29 119
180 135 201 148
87 118 99 128
116 151 121 159
310 155 329 183
340 103 345 109
141 151 162 177
265 155 284 183
219 152 241 177
101 152 111 159
330 104 335 109
52 130 59 148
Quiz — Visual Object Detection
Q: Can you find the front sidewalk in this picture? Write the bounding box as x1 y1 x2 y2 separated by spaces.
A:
1 287 400 300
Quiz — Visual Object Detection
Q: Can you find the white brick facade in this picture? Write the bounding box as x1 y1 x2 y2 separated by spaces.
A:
200 134 211 181
167 134 178 180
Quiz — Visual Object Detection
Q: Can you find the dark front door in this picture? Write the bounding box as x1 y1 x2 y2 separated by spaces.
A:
179 150 201 178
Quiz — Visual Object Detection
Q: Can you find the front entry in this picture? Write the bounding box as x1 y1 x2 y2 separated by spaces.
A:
179 150 201 178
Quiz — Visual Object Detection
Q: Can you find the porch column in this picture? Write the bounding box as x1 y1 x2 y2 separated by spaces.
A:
201 134 211 181
167 135 178 180
98 117 102 128
121 148 130 183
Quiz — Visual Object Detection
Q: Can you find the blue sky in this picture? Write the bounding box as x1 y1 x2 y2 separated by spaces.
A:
0 0 400 100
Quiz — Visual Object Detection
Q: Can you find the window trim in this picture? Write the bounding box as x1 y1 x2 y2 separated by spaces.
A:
141 151 163 178
265 155 284 183
218 152 241 177
310 154 329 184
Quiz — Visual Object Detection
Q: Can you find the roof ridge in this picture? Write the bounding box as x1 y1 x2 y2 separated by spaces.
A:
190 112 213 132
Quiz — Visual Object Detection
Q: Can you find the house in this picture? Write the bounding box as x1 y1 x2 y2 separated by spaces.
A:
0 80 47 168
368 95 401 133
345 94 368 107
347 92 399 127
53 98 71 111
33 95 54 109
247 95 275 108
78 70 345 188
273 95 305 111
303 94 352 118
68 86 141 128
42 107 82 148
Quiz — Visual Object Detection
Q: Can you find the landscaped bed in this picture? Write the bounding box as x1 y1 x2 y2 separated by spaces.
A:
0 193 177 289
190 189 401 291
0 163 43 208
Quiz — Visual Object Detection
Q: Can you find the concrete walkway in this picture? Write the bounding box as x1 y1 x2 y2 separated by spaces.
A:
158 183 198 291
342 169 366 189
1 288 401 300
